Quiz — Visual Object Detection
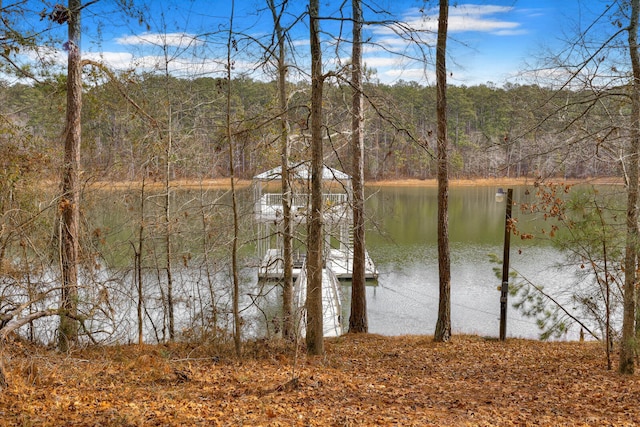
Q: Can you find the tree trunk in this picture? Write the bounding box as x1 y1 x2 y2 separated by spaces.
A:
136 173 146 346
306 0 324 355
58 0 82 352
227 0 242 357
0 355 7 390
434 0 451 343
349 0 368 333
620 0 639 375
268 0 295 340
164 109 174 341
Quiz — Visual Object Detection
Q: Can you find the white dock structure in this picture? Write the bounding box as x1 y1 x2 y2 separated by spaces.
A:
253 163 378 281
253 163 377 337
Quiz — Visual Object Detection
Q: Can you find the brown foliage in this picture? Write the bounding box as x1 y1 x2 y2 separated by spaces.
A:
0 335 639 426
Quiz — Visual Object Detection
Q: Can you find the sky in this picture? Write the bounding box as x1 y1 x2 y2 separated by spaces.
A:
10 0 609 87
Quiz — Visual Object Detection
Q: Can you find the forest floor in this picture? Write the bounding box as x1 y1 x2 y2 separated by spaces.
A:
1 334 638 426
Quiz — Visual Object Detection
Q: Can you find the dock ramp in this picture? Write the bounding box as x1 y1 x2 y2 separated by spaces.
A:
294 259 343 337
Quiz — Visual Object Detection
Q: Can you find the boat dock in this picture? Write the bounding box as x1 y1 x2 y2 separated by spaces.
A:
252 163 378 337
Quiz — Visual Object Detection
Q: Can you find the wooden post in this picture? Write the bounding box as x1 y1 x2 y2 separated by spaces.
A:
499 188 513 341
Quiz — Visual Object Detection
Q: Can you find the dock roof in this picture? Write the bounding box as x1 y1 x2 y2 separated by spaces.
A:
253 162 351 182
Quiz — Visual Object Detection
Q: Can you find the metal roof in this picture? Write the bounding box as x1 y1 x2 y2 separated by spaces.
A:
253 162 351 182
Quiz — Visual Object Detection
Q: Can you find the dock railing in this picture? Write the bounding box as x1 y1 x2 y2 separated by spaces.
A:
261 193 348 210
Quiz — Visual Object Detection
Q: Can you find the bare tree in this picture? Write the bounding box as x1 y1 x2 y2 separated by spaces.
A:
163 104 175 342
267 0 296 340
620 0 640 375
58 0 83 351
226 0 243 357
134 171 147 346
433 0 451 342
349 0 367 333
306 0 324 355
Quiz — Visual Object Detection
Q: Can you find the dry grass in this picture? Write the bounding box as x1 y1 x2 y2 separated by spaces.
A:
0 334 638 426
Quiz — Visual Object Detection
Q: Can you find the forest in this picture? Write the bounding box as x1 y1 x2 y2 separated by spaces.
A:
2 0 640 424
1 76 623 183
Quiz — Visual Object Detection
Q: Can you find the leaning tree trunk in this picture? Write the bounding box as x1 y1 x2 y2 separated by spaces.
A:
58 0 82 352
433 0 451 343
306 0 324 355
349 0 368 333
620 0 640 375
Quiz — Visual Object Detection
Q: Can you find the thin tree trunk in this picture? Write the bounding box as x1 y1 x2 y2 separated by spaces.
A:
199 190 218 340
136 172 146 346
349 0 368 333
306 0 324 355
227 0 242 357
58 0 82 352
0 355 7 390
434 0 451 343
620 0 639 375
602 235 611 370
268 0 295 340
164 107 174 341
156 36 176 343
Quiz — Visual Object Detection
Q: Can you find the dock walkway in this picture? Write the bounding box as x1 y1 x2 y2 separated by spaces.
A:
258 248 378 280
294 259 343 337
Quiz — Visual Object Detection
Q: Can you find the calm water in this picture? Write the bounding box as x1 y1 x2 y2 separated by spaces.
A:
78 184 588 343
357 185 580 340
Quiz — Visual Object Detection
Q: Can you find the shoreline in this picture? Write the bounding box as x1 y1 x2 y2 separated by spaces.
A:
85 176 624 190
366 176 624 187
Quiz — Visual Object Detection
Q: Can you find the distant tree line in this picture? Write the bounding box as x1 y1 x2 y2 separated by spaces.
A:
0 76 623 183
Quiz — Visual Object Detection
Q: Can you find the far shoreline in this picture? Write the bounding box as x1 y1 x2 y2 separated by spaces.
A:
366 176 624 187
85 176 624 190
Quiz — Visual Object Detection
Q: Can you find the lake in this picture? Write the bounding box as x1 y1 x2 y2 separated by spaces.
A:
74 182 602 344
354 185 583 340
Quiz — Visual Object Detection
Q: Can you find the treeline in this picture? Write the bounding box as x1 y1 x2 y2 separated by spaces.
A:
1 75 623 183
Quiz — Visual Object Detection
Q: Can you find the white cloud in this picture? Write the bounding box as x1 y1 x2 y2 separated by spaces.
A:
111 53 228 76
364 57 409 68
22 45 65 65
397 4 521 35
380 67 433 84
356 3 536 85
366 2 522 73
492 29 528 36
84 51 135 69
452 5 514 17
49 3 534 87
115 32 204 48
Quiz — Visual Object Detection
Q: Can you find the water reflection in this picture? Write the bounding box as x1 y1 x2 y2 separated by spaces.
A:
71 184 589 343
361 185 580 340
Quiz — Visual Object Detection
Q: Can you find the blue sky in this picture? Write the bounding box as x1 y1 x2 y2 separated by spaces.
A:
14 1 607 87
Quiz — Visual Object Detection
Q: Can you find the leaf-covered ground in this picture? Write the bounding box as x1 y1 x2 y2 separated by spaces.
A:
1 334 638 426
